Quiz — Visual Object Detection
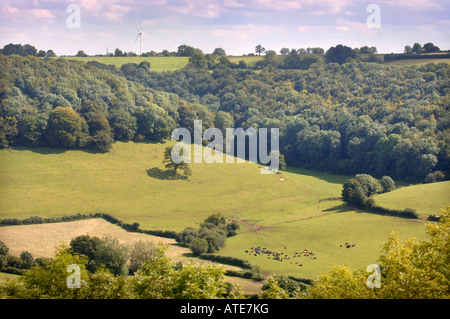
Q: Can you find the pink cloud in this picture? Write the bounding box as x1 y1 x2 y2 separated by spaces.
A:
169 0 221 18
31 8 55 19
2 1 56 23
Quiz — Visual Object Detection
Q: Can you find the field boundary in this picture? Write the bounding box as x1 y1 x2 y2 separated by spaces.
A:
0 213 178 239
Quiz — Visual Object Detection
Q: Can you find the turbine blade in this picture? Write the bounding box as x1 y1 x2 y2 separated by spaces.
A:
137 25 141 33
135 34 140 42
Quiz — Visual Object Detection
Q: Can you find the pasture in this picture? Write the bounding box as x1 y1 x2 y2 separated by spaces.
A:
0 141 432 279
373 181 450 218
58 55 450 73
61 56 189 72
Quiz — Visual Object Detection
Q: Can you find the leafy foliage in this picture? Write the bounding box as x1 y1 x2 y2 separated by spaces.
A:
0 55 180 150
115 58 449 182
262 206 450 299
176 213 240 255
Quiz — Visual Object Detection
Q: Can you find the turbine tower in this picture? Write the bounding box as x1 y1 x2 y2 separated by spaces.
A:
135 25 142 56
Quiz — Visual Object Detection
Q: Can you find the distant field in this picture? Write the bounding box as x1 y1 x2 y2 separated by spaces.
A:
373 181 450 217
58 55 450 72
0 141 430 279
383 58 450 66
61 56 189 72
228 55 264 67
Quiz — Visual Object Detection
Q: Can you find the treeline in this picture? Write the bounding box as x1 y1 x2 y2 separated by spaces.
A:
0 43 56 57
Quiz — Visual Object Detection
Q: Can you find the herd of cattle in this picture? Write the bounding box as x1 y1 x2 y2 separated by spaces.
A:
245 242 356 267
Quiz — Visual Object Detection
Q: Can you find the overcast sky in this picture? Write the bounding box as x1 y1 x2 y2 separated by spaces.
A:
1 0 449 56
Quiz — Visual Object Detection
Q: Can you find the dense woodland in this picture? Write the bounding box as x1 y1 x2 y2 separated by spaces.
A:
0 48 449 183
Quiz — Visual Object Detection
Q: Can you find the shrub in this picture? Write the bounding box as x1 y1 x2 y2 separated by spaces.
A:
189 238 208 256
0 255 6 269
402 208 419 219
6 255 22 269
363 197 376 208
20 251 35 269
342 179 362 203
225 220 240 237
0 240 8 256
70 235 102 272
380 176 396 193
201 213 226 227
354 174 383 196
128 240 156 274
94 236 129 276
424 171 446 183
176 227 199 246
350 186 367 206
198 228 226 253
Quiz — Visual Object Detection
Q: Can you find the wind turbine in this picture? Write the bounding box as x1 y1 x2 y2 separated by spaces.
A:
135 25 142 56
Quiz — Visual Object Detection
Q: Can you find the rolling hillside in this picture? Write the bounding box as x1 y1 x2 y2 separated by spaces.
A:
373 181 450 218
0 141 431 279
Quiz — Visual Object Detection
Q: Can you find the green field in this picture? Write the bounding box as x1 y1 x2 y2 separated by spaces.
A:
0 141 431 279
373 181 450 217
383 58 450 66
58 55 450 72
61 56 189 72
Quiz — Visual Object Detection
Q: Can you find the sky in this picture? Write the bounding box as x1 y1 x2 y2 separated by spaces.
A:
1 0 449 56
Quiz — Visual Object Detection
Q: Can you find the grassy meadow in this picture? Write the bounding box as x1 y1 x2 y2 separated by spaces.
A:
0 141 432 280
58 54 450 73
373 181 450 218
62 56 190 72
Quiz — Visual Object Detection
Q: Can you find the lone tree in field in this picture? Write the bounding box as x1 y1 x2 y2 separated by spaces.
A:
162 145 192 179
255 44 266 56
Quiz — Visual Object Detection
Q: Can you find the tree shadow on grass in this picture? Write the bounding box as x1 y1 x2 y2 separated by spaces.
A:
146 167 188 180
322 202 353 214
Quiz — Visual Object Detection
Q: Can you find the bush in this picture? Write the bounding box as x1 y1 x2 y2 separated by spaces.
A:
427 214 440 222
363 197 376 208
201 213 226 227
225 220 240 237
6 255 22 269
350 186 367 206
354 174 383 196
0 240 8 256
35 257 52 267
176 227 199 246
262 275 309 295
20 251 35 269
70 235 102 272
424 171 446 183
342 179 362 203
0 255 6 269
128 240 156 274
189 238 208 256
94 236 129 276
198 228 226 253
380 176 396 193
402 208 419 219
